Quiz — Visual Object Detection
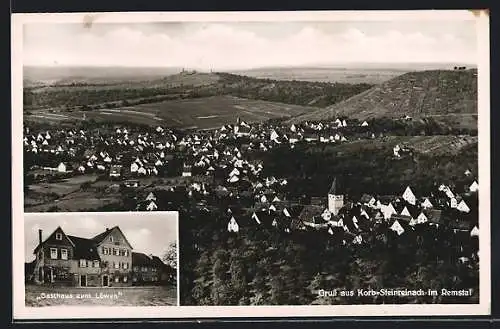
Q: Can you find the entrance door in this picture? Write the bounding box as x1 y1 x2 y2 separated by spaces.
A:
80 275 87 287
102 275 109 287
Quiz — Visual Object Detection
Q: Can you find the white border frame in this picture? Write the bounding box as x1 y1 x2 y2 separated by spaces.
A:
12 10 490 319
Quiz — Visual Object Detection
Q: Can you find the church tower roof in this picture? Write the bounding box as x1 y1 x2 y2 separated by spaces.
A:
328 177 339 195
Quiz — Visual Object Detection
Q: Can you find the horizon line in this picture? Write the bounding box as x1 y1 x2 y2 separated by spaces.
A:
23 62 478 70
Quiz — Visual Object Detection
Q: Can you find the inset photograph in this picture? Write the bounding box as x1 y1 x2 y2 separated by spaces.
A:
24 212 178 307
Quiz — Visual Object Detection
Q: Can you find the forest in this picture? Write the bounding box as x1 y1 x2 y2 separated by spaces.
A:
250 140 478 200
179 205 478 305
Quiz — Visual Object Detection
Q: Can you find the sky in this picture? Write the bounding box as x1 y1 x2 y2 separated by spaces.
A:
24 212 178 262
22 19 478 70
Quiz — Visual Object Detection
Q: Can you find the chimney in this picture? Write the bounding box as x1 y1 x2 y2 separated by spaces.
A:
38 229 43 245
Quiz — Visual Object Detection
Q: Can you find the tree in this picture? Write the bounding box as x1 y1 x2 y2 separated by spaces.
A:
163 241 177 270
229 249 247 304
191 251 213 305
211 249 232 305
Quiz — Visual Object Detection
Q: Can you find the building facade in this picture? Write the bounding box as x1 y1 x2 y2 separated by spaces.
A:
29 226 165 287
131 252 173 285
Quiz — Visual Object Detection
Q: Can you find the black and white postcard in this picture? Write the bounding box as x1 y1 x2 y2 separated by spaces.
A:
12 10 490 319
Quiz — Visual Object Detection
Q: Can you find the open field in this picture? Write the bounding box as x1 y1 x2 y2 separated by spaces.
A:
28 174 99 196
25 284 177 307
24 175 200 212
26 72 220 92
25 95 315 129
24 174 119 212
25 192 121 212
231 67 407 84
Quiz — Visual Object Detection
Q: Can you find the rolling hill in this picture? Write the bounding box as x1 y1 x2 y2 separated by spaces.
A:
23 71 372 115
24 95 316 130
288 69 478 124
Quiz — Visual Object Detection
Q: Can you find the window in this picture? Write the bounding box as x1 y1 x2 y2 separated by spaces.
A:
114 262 119 269
114 248 119 256
133 266 139 271
123 276 128 283
79 259 87 267
61 248 68 260
93 260 99 268
119 249 125 256
114 276 119 283
152 267 157 272
50 248 58 259
123 262 129 269
55 233 62 241
102 247 108 255
110 236 114 243
142 267 148 272
124 250 129 257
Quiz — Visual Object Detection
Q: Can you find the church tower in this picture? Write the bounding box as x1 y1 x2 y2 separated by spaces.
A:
234 117 241 134
328 177 344 216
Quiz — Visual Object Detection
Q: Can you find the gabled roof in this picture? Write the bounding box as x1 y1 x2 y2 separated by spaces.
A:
402 204 420 218
91 229 112 244
151 255 169 269
66 235 101 261
290 217 306 230
132 252 155 267
91 226 134 250
403 186 415 196
33 226 75 254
